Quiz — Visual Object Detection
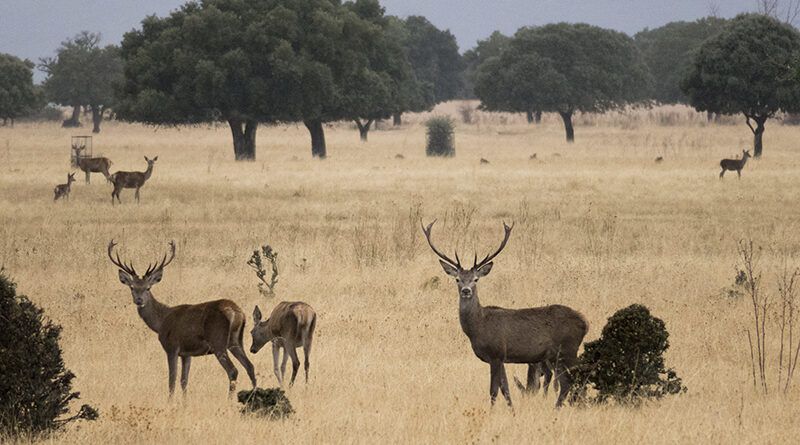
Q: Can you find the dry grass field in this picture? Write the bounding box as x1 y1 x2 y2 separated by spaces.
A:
2 102 800 444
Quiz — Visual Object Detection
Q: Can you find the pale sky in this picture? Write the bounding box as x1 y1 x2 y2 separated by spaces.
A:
0 0 758 81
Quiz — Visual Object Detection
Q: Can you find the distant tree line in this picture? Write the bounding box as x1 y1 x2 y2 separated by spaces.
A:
2 1 800 159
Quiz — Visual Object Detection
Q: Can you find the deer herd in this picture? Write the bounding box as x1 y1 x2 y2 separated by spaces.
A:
54 141 158 204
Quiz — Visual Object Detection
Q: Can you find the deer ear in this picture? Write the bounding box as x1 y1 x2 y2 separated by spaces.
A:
439 260 459 277
145 268 163 285
118 270 134 286
253 306 262 323
152 156 158 161
476 262 494 278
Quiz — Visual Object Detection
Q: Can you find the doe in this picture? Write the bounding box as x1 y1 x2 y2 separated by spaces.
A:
720 149 751 179
250 302 317 386
110 156 157 205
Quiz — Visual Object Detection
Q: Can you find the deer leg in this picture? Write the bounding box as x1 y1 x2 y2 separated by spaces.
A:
272 342 283 385
85 170 90 184
167 351 178 397
135 187 140 203
229 345 257 389
489 362 501 405
554 365 573 408
528 363 542 394
719 169 725 179
737 169 742 179
498 364 513 407
303 341 311 383
542 362 553 395
180 356 191 394
214 351 238 396
286 345 300 387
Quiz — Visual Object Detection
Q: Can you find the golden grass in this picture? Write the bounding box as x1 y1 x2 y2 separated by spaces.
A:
2 103 800 444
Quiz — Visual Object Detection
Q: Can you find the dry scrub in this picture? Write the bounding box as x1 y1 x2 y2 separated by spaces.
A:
2 104 800 443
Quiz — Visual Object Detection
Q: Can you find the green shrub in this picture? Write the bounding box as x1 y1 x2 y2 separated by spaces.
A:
0 270 98 437
425 116 455 157
238 388 293 419
21 105 64 122
570 304 686 405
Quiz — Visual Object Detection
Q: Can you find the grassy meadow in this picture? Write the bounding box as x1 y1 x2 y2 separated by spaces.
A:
2 103 800 443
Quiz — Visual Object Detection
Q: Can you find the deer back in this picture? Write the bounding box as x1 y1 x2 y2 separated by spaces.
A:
159 299 246 354
112 171 147 188
266 301 315 343
78 157 112 173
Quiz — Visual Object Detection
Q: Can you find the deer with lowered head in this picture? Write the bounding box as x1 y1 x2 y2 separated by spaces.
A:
53 172 76 201
108 240 256 396
250 302 317 386
720 149 751 179
72 142 112 184
422 221 589 408
110 156 157 205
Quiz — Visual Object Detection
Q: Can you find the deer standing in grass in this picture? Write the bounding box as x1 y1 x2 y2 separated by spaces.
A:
250 302 316 386
422 221 588 408
72 142 112 184
720 149 751 179
53 172 76 201
110 156 157 205
108 240 256 396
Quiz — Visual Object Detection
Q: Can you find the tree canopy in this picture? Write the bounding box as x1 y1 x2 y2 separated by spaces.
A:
682 13 800 157
461 31 510 99
475 23 652 142
634 18 727 104
118 0 410 159
40 32 123 133
0 53 39 126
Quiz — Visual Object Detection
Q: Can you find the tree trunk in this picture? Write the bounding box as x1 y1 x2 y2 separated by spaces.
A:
753 119 765 158
558 111 575 143
393 113 402 126
535 111 542 124
355 119 373 142
305 120 327 159
228 118 258 161
91 105 103 133
62 105 81 128
526 111 534 124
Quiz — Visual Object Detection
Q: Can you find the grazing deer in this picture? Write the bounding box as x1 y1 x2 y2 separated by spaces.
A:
107 240 256 396
655 156 664 163
480 158 490 165
53 172 76 201
250 302 317 386
720 150 751 179
422 221 588 408
72 142 112 184
110 156 157 205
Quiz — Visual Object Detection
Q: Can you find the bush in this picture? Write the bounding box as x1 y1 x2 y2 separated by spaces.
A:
0 271 98 437
425 116 455 157
237 388 293 419
21 105 64 122
570 304 685 405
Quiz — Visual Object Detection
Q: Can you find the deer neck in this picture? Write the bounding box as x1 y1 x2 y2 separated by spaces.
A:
458 292 484 338
137 294 171 333
144 164 154 181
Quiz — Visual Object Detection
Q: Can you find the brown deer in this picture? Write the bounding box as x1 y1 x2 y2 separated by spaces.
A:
107 240 256 396
53 172 76 201
720 149 751 179
422 221 588 408
110 156 157 205
250 302 316 386
72 142 112 184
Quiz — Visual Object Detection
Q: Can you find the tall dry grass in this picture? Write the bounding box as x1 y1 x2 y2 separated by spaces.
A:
2 104 800 443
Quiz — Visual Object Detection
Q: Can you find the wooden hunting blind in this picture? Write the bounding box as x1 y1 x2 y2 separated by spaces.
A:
70 135 92 167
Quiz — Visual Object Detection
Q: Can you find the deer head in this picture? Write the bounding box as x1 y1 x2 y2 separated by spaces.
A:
250 306 274 353
67 172 76 184
743 150 751 160
72 141 86 155
422 221 513 299
144 156 158 167
108 240 176 307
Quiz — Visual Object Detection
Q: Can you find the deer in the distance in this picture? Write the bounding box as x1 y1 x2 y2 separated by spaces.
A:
108 240 256 396
422 221 588 408
250 302 317 386
110 156 157 205
72 142 112 184
53 172 76 201
720 149 751 179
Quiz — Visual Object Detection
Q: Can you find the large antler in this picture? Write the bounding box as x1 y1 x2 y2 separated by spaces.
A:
144 241 176 278
108 240 137 277
474 222 514 270
421 220 462 269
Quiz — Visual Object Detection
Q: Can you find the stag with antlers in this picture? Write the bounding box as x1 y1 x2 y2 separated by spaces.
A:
422 221 589 408
108 240 256 396
72 141 112 184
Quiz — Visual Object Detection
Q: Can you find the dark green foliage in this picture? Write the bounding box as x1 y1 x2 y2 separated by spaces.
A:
462 31 510 99
571 304 686 405
39 32 123 133
21 104 64 122
634 18 727 104
475 23 652 142
238 388 293 419
0 271 98 437
682 14 800 157
0 53 39 125
247 244 279 298
425 116 455 157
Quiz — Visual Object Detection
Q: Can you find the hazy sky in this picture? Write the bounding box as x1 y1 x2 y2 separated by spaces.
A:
1 0 758 81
